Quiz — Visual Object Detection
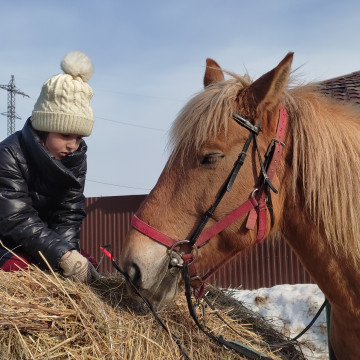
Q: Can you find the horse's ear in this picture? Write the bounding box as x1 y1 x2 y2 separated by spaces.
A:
249 52 293 111
204 58 225 87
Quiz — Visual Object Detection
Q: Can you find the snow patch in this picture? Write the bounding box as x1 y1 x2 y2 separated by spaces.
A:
229 284 329 360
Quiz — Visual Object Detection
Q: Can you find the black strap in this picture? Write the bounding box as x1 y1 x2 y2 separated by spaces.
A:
233 114 260 134
110 259 191 360
183 264 273 360
266 298 328 347
265 185 275 228
189 117 261 246
254 135 278 194
227 131 255 191
202 294 245 338
203 290 328 349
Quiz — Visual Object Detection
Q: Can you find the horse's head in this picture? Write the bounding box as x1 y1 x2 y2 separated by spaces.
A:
120 53 293 304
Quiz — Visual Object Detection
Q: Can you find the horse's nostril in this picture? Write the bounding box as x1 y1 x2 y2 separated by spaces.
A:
127 262 142 289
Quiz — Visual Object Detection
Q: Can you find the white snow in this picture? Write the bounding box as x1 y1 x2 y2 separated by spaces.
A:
230 284 329 360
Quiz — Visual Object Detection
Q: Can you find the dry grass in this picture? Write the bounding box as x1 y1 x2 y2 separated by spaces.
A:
0 265 305 360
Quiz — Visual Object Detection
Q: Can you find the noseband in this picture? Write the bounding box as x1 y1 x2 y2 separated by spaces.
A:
131 106 287 295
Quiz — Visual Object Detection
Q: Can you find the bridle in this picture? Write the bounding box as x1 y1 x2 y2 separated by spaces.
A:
131 105 287 296
120 104 322 359
126 106 288 359
103 105 324 359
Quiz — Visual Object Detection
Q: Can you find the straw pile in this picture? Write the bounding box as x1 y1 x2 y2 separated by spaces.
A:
0 265 305 360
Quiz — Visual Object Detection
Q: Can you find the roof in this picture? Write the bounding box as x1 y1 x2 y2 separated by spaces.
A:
319 70 360 105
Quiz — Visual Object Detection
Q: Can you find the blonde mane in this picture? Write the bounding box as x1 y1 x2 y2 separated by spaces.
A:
285 87 360 262
168 73 251 164
168 72 360 263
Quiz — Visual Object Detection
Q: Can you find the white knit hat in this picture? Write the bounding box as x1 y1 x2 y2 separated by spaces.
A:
31 51 94 137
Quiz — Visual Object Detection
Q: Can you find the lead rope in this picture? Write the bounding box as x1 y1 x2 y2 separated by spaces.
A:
100 247 191 360
101 245 274 360
201 292 328 348
183 263 274 360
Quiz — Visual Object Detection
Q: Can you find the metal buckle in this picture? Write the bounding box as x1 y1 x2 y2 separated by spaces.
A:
265 138 285 157
168 240 199 268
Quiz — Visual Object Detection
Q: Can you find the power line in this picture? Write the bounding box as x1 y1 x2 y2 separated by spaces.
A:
87 179 151 191
97 88 182 102
95 116 167 132
0 79 158 192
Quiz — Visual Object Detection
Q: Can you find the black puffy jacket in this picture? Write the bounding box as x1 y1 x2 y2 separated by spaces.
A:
0 118 87 269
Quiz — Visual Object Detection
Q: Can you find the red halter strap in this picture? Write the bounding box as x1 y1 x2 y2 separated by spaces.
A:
132 106 287 249
131 215 178 247
248 105 287 243
131 196 258 248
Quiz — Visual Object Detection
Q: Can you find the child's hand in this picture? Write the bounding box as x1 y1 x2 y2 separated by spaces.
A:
59 250 99 283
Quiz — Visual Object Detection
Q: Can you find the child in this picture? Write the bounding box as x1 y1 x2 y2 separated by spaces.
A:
0 51 99 283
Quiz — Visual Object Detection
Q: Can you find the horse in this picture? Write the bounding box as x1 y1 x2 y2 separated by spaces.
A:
120 53 360 359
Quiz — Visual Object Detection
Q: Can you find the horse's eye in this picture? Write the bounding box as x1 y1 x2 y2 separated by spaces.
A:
200 153 224 166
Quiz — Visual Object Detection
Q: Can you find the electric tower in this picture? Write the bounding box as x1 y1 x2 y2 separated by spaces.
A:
0 75 29 136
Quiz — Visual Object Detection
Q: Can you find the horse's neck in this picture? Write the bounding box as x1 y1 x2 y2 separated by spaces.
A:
329 306 360 360
281 204 360 317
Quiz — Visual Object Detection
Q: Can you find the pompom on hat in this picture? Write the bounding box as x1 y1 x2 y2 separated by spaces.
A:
31 51 95 137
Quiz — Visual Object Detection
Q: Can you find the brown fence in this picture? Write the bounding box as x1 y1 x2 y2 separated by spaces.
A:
81 195 145 274
81 195 314 289
207 238 314 289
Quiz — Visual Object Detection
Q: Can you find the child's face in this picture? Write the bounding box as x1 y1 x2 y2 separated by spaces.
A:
44 133 83 160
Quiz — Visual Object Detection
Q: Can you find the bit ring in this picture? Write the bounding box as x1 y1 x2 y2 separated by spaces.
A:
168 240 199 267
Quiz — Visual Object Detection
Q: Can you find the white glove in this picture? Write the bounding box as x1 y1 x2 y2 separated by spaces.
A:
59 250 100 283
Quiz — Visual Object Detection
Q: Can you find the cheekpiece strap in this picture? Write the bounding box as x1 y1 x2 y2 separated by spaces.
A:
232 114 260 134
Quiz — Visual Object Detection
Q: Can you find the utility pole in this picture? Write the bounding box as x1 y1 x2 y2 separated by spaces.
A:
0 75 29 136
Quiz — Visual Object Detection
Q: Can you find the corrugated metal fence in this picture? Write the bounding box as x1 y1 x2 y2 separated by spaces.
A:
81 195 314 289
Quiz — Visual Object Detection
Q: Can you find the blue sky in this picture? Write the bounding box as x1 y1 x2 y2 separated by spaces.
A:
1 1 359 197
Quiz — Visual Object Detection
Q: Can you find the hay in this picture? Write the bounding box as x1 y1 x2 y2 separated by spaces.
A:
0 266 305 360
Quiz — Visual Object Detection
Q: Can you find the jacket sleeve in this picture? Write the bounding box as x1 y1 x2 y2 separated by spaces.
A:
48 160 87 250
0 146 75 269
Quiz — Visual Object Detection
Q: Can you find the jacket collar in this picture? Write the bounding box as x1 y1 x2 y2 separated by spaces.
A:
21 118 87 189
